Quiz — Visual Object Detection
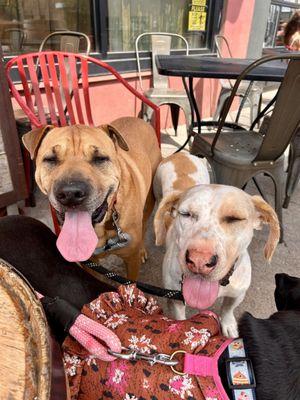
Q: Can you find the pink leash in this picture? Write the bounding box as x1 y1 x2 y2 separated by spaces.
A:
36 291 121 361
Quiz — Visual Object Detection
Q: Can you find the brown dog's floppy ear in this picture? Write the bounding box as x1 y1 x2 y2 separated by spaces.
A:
154 191 182 246
101 124 129 151
251 195 280 262
22 125 54 160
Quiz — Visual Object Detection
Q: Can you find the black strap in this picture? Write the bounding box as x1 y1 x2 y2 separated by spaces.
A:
41 296 81 333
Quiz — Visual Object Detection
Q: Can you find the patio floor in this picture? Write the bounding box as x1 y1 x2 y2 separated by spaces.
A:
24 96 300 323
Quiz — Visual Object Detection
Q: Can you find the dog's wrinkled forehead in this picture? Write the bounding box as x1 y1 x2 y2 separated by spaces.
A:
37 125 115 159
178 184 254 219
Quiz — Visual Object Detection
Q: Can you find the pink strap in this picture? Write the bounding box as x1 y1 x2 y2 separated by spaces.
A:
184 354 214 376
70 314 121 361
183 339 233 400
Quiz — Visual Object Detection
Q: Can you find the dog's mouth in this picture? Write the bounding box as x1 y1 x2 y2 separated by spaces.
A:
56 190 111 225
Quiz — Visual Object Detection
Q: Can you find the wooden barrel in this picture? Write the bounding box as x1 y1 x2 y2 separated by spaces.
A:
0 258 51 399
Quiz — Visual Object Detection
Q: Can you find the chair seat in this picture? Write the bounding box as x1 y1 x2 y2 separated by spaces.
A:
192 130 265 165
144 88 187 99
220 80 263 95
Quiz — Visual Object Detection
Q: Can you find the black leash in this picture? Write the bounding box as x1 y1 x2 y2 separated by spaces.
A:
82 260 184 301
81 258 235 302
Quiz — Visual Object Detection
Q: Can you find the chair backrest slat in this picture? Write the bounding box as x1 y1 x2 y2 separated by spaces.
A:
255 59 300 161
16 58 34 112
151 35 171 89
27 56 47 125
57 53 76 124
81 58 93 126
69 54 85 124
39 53 59 125
46 53 67 126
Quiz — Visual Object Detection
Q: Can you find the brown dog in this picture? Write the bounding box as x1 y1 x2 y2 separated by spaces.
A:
22 117 161 280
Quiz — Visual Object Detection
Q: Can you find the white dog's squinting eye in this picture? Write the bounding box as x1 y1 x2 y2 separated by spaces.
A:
178 210 196 219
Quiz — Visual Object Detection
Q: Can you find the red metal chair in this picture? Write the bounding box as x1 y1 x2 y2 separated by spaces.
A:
6 51 161 233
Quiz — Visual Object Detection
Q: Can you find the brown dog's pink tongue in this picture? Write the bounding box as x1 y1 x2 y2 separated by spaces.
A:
56 211 98 262
182 275 219 310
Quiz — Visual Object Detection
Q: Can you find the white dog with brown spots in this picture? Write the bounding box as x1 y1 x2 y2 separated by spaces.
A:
154 154 280 337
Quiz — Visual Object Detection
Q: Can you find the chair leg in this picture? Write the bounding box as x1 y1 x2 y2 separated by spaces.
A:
283 154 300 208
23 149 36 207
213 87 231 120
181 103 193 149
143 105 154 123
170 104 180 136
283 130 300 208
249 90 261 125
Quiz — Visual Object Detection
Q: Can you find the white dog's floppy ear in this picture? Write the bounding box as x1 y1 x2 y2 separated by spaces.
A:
22 125 54 160
101 124 129 151
154 191 182 246
251 195 280 262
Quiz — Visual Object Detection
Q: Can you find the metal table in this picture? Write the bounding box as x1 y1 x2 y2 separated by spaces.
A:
156 55 287 81
156 55 287 133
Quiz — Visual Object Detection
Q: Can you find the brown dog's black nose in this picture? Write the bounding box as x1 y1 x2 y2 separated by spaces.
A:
55 181 89 207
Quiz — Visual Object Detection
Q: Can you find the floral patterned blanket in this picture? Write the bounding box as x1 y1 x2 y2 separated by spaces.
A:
63 284 228 400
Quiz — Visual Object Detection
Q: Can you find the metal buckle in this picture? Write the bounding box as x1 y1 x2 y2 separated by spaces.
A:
108 347 179 367
225 356 256 390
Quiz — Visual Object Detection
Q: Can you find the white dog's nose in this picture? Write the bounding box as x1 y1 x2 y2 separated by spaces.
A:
185 246 218 275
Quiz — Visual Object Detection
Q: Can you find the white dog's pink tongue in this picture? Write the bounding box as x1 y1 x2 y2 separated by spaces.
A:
56 211 98 262
182 275 219 310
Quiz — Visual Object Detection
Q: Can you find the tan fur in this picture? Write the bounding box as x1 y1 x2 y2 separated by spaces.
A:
154 191 182 246
23 117 162 280
22 125 54 160
160 153 199 192
251 195 280 262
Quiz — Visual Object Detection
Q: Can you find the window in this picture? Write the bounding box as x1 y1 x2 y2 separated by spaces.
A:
106 0 213 52
264 0 300 48
0 0 93 54
1 0 223 72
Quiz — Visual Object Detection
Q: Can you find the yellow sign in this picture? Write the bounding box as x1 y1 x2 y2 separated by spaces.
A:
188 11 207 31
192 0 206 5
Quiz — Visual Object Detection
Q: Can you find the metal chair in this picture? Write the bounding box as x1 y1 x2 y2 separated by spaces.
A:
214 35 263 125
6 51 160 232
135 32 192 136
191 54 300 239
4 28 26 52
38 30 91 54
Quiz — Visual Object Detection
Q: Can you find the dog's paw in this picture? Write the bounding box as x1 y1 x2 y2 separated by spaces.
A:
221 317 239 338
140 247 148 263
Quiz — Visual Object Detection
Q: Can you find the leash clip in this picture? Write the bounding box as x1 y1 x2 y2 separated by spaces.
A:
108 347 179 367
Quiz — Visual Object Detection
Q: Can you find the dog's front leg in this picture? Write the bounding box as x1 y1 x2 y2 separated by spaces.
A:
173 300 186 320
123 249 141 281
219 253 251 337
220 293 246 338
